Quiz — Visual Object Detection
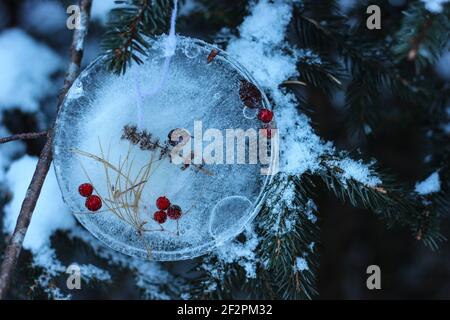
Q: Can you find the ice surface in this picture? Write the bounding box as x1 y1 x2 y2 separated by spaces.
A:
209 196 253 240
53 37 274 261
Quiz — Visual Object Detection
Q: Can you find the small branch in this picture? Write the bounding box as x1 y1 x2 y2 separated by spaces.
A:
407 17 434 61
0 131 48 144
101 0 171 74
0 0 92 299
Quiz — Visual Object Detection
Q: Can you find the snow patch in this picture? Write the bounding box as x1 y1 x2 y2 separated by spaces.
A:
415 171 441 195
305 199 318 224
2 156 112 298
421 0 450 13
20 0 67 34
67 226 185 299
3 156 75 252
214 227 259 279
0 29 62 112
91 0 116 23
227 0 334 176
294 257 308 272
328 158 382 187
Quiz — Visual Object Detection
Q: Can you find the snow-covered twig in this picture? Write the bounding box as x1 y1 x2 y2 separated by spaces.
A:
0 0 93 299
0 131 48 144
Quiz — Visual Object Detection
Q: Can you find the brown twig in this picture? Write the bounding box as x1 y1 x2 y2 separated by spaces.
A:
0 131 48 144
407 16 434 61
0 0 92 299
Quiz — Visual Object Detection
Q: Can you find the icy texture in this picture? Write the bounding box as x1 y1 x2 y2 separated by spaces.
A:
53 37 273 261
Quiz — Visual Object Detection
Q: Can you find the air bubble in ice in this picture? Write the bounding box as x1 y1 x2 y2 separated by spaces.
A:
183 42 201 58
209 196 253 240
71 81 84 99
243 106 258 119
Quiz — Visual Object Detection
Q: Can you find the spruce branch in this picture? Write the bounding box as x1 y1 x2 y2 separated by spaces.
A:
295 52 344 95
311 154 445 249
191 173 320 300
0 0 92 299
292 0 428 137
101 0 172 74
256 173 320 300
392 1 450 71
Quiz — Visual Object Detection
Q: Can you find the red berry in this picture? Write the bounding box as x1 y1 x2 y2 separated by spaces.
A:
153 210 167 224
258 109 274 123
78 183 93 197
156 196 171 210
85 195 102 212
167 205 182 220
239 80 262 108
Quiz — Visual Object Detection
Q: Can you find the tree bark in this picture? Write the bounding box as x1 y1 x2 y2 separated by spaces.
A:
0 131 48 144
0 0 92 299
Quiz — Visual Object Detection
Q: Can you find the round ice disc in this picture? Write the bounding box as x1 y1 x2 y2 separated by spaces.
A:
53 36 274 261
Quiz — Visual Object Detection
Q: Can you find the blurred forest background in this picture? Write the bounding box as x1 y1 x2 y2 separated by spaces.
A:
0 0 449 299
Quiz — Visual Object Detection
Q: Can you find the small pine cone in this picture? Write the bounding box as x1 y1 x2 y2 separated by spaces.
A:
122 125 140 145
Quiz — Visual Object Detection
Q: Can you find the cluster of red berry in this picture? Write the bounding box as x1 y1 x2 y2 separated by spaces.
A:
239 80 274 138
153 196 182 224
78 183 102 212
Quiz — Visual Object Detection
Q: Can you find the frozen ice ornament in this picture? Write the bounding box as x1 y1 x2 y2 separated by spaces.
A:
53 37 276 261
